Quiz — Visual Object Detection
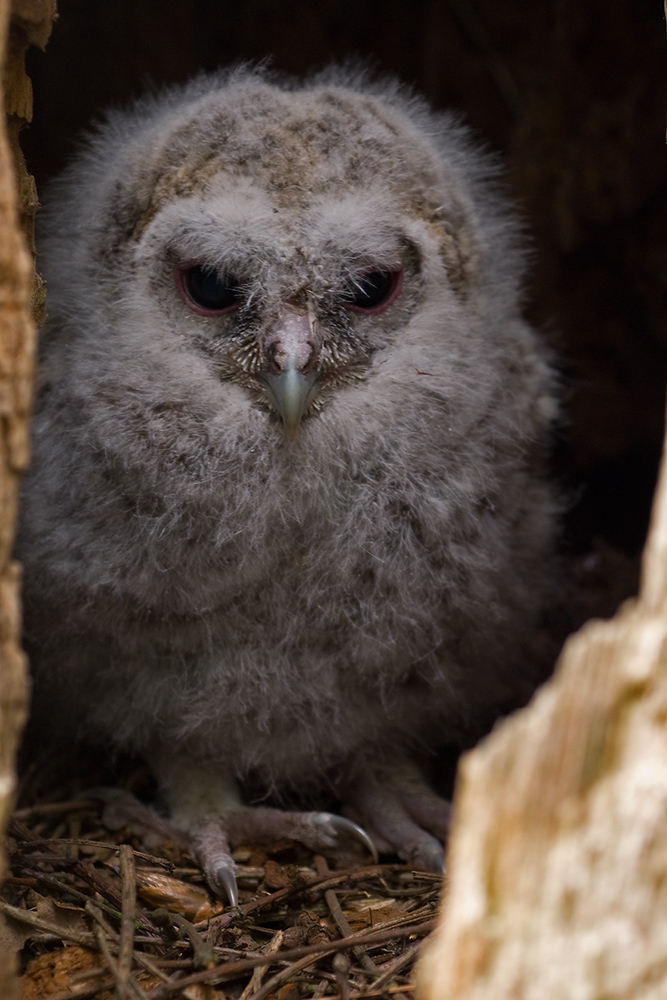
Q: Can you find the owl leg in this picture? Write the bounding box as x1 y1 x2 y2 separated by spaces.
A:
93 785 241 906
340 757 452 872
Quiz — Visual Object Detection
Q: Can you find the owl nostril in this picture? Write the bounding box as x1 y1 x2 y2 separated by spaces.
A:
267 342 314 373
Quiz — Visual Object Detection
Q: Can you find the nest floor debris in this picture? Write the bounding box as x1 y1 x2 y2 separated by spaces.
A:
3 792 442 1000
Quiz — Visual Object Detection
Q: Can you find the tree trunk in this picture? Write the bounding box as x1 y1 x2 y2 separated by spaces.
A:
0 2 53 997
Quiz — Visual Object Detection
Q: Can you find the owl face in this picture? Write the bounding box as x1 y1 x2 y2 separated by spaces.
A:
64 78 487 441
145 189 423 436
39 70 527 468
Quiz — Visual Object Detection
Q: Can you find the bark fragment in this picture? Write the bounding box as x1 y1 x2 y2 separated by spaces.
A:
418 410 667 998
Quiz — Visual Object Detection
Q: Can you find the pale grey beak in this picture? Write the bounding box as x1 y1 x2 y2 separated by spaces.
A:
258 362 320 440
259 305 321 439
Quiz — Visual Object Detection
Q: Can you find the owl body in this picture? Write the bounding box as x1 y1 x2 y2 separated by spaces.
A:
19 67 558 879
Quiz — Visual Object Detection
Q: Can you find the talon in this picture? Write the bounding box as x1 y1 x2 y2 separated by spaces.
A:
408 841 446 873
209 862 238 908
313 812 379 863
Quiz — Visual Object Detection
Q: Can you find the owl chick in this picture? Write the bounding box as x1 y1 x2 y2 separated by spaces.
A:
19 66 559 903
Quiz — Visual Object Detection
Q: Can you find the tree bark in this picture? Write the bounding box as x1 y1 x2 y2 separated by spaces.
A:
0 2 53 997
418 423 667 998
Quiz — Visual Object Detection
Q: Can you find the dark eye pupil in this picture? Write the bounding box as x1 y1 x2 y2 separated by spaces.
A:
344 271 393 310
183 265 242 311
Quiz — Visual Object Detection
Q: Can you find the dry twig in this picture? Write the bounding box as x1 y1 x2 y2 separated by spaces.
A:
117 843 138 999
315 854 379 976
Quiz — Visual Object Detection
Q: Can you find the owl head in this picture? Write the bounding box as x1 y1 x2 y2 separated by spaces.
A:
38 66 528 446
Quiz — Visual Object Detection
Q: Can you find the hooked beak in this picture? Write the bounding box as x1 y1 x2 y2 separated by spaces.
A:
258 364 320 440
257 306 320 439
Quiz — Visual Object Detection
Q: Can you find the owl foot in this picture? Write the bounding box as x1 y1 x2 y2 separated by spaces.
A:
91 786 192 850
341 759 452 872
90 786 376 906
194 808 377 905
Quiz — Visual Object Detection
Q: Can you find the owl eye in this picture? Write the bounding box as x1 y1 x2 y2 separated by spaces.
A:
342 268 403 314
176 264 244 315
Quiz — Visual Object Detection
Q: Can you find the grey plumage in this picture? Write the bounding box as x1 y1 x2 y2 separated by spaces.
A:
19 65 559 896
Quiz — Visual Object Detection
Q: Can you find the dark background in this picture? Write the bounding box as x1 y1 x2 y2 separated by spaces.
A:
22 0 667 600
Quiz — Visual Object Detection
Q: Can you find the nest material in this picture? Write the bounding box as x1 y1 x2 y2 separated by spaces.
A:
3 794 441 1000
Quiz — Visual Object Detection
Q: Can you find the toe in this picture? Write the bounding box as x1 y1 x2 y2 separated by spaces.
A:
356 804 446 872
225 806 377 861
312 813 379 862
398 787 452 843
89 787 191 851
190 820 238 906
409 837 446 873
340 757 451 870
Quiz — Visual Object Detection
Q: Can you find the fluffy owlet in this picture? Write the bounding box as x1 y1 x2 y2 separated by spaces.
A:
19 66 559 903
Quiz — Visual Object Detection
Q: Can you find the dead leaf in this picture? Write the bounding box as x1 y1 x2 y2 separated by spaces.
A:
36 898 89 938
0 910 33 952
135 869 224 921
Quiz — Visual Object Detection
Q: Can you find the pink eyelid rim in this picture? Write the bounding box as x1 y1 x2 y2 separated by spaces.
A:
343 267 404 314
174 262 243 316
175 262 404 317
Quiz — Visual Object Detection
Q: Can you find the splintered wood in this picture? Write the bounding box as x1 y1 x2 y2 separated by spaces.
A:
417 420 667 998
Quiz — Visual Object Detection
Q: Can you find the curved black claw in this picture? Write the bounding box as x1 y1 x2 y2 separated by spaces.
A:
205 859 238 908
215 864 239 908
313 812 379 863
